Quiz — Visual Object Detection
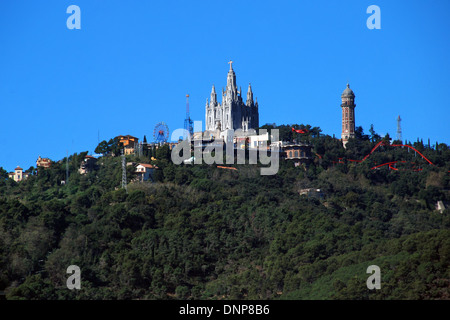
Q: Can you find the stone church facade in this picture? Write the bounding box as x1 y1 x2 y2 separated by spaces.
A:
205 61 259 139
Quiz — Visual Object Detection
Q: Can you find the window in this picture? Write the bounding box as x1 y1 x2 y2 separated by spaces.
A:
294 151 299 157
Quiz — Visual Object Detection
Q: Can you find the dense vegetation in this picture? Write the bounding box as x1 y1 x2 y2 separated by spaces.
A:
0 124 449 300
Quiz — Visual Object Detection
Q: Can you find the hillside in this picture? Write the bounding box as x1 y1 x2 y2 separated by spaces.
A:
1 126 449 300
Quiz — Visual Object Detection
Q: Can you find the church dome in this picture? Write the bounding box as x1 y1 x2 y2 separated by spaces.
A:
342 83 355 97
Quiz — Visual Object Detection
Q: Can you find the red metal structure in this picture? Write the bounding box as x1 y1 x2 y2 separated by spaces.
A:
217 166 238 171
334 141 436 171
357 141 433 165
292 127 309 134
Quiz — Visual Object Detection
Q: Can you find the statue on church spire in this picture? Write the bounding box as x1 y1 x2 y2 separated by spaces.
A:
226 60 237 96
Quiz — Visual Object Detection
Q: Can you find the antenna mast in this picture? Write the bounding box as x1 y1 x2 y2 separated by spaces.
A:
396 115 402 143
184 94 194 141
66 150 69 184
121 149 128 193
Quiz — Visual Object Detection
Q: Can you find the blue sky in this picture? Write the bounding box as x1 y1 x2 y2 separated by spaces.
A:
0 0 449 172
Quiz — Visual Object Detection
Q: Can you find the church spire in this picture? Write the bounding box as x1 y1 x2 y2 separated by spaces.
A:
246 83 253 106
226 60 237 95
211 85 217 103
247 83 253 99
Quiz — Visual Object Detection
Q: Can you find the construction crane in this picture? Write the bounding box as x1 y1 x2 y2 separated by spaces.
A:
184 94 194 141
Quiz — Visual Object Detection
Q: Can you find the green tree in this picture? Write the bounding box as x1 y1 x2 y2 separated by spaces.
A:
95 140 109 155
369 124 381 142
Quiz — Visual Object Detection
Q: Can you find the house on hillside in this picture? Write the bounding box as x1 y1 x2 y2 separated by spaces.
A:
135 163 158 182
8 166 30 182
36 156 52 168
117 135 139 155
78 155 98 175
299 188 324 199
282 143 313 161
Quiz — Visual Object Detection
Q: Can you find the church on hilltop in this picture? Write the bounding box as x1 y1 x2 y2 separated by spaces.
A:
204 61 259 140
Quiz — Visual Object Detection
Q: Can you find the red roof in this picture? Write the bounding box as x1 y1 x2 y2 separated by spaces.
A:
15 166 23 170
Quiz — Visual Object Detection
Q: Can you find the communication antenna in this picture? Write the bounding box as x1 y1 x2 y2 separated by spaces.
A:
138 141 143 157
66 150 69 184
184 94 194 141
396 115 402 142
121 149 128 193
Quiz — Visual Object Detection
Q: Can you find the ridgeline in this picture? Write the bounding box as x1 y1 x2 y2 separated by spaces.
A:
1 124 449 300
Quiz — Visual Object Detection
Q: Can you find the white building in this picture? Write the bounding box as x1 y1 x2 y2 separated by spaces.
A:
135 163 157 182
249 132 269 149
8 166 30 182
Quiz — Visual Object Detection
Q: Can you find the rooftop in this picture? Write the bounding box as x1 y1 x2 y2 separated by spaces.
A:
342 83 355 97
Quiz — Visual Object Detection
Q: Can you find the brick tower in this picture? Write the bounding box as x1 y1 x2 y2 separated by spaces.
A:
341 83 356 148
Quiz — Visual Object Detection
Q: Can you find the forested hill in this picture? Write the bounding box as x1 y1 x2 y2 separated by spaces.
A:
1 125 449 300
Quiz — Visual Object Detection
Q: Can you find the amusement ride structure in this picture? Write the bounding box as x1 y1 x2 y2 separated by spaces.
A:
153 122 169 144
